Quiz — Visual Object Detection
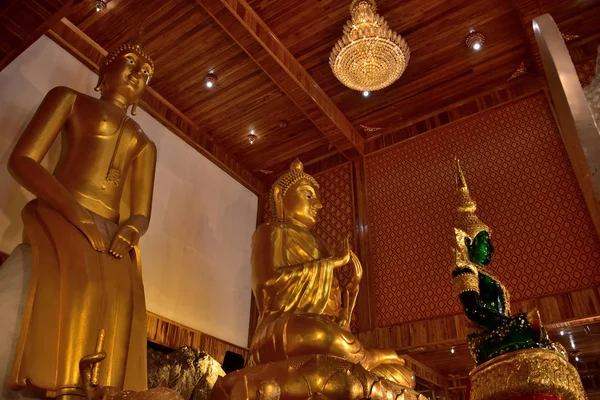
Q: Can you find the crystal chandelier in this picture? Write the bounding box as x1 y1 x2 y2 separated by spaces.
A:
330 0 410 92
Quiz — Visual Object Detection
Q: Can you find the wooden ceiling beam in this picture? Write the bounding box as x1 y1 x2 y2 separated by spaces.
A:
194 0 364 158
47 18 266 195
511 0 544 74
0 0 83 72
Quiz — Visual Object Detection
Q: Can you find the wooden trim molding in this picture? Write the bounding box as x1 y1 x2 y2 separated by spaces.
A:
364 76 545 155
45 19 265 195
357 286 600 352
146 311 249 364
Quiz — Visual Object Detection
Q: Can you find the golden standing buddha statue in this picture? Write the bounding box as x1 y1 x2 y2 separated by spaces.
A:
6 37 157 398
212 160 415 400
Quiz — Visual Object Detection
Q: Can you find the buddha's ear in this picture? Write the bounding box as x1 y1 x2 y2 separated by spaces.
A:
273 186 284 221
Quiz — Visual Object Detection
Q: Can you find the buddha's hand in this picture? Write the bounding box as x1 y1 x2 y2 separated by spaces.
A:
68 203 105 252
109 225 139 259
332 235 351 267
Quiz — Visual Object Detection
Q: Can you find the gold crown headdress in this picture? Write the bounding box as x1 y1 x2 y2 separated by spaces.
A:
270 159 319 218
455 159 491 241
101 28 155 79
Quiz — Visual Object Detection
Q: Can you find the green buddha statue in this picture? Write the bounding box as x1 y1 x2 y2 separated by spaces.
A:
452 161 553 365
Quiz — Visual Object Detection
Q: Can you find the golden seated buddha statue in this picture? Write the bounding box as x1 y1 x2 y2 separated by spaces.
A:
211 160 416 400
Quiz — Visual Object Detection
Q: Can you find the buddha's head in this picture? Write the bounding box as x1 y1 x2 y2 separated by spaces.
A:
271 159 323 230
454 160 494 267
95 35 154 115
465 230 494 266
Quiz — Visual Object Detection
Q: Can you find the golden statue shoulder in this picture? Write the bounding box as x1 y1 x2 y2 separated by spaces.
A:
43 86 79 105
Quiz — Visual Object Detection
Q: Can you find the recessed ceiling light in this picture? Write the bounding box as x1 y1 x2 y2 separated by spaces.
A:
204 73 217 88
248 130 257 144
362 91 370 97
465 31 485 51
94 0 106 11
450 347 455 354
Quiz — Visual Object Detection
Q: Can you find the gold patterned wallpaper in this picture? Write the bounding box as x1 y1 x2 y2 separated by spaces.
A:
262 163 359 331
365 92 600 327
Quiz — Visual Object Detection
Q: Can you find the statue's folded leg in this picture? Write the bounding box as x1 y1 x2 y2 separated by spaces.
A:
251 314 367 365
251 314 415 388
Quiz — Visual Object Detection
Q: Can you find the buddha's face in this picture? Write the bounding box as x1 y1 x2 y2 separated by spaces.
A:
101 51 153 105
465 231 494 266
281 178 323 230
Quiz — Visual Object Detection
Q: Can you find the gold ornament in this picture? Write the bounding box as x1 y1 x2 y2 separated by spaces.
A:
452 273 480 295
469 348 586 400
455 160 491 242
329 0 410 92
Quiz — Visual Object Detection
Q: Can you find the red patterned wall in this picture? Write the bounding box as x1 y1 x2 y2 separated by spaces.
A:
365 92 600 327
262 163 359 331
576 58 596 87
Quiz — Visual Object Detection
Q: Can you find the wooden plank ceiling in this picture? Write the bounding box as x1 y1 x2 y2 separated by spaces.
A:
1 0 599 182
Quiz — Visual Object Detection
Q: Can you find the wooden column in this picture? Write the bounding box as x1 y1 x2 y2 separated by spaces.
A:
351 157 377 331
534 14 600 237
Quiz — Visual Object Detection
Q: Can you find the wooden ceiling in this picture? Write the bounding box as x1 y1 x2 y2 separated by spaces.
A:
1 0 599 191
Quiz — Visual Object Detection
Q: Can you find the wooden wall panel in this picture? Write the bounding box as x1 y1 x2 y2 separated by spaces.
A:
357 286 600 352
146 312 249 364
365 92 600 327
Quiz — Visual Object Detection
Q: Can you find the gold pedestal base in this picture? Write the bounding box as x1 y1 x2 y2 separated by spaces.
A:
469 348 586 400
210 355 426 400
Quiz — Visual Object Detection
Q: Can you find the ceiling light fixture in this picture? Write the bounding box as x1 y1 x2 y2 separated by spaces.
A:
94 0 107 12
330 0 410 92
450 347 455 354
465 30 485 51
248 130 257 144
204 73 217 88
362 91 370 97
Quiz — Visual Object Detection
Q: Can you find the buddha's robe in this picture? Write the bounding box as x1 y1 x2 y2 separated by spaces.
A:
249 222 414 388
9 199 147 397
